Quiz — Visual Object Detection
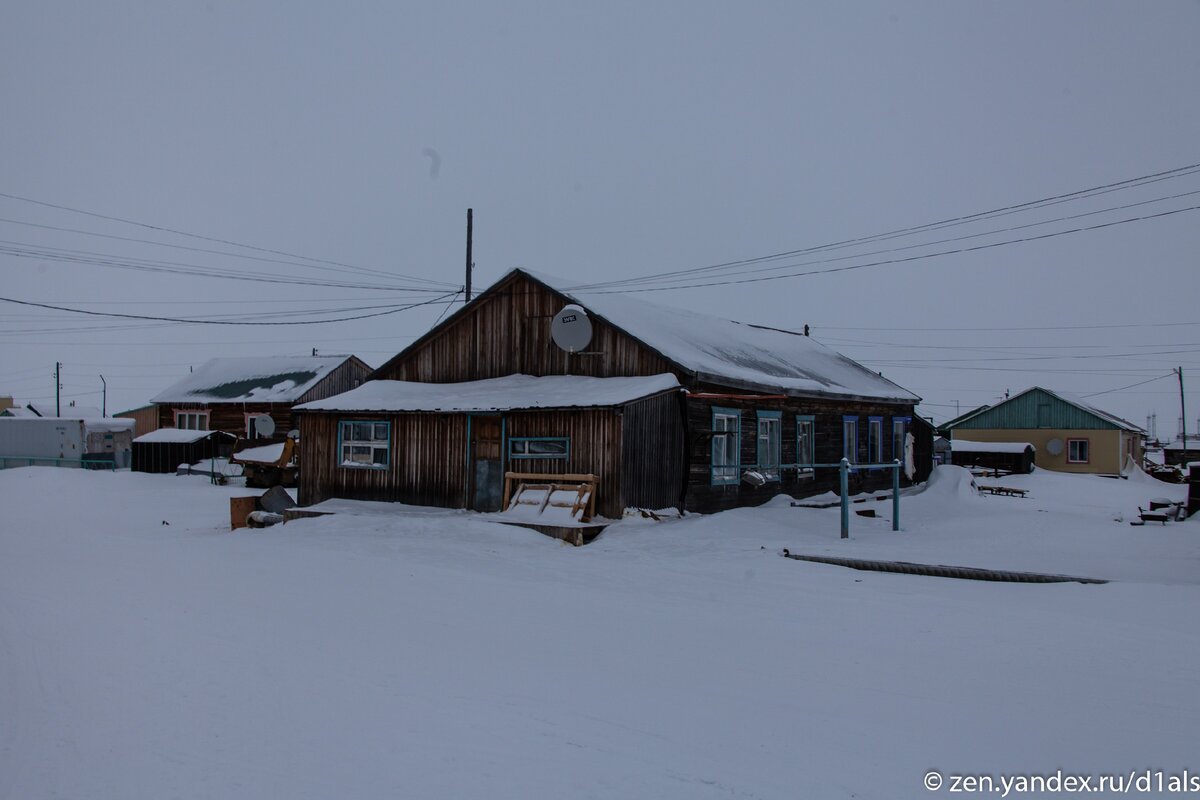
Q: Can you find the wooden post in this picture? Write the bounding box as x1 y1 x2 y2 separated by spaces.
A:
840 458 850 539
892 459 901 532
465 208 473 302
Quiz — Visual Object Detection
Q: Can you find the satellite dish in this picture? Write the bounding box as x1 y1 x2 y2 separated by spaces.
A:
551 304 593 353
253 414 276 438
1046 438 1064 456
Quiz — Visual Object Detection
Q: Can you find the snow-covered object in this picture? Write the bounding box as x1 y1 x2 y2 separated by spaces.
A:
297 373 680 413
234 442 288 464
150 356 351 404
25 402 104 419
950 440 1035 454
520 269 919 402
134 428 225 444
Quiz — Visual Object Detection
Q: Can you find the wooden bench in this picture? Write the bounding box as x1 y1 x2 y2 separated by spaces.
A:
502 472 598 523
1138 506 1171 525
977 485 1028 498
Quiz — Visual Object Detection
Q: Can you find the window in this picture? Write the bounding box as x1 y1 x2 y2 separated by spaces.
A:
893 417 910 466
339 420 390 468
842 416 858 463
868 417 883 465
509 437 569 459
756 411 781 481
711 407 741 485
1067 438 1089 464
174 410 209 430
796 415 815 478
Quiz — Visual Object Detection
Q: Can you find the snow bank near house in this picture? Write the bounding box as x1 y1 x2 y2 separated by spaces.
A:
1 466 1198 799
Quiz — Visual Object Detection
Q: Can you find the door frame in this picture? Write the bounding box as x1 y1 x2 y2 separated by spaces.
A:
466 413 506 510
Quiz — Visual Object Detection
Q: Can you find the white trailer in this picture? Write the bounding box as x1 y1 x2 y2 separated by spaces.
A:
0 417 135 469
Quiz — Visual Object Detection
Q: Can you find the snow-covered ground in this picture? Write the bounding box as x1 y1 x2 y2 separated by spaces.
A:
2 466 1197 798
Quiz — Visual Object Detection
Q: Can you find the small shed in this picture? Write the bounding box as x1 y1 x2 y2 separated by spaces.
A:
132 429 237 474
950 440 1036 474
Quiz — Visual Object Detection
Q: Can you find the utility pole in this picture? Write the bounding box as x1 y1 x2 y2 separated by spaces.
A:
464 208 473 302
1178 367 1187 452
100 375 106 417
55 362 61 417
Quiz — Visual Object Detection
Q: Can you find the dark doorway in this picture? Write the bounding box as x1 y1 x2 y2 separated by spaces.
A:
469 415 504 511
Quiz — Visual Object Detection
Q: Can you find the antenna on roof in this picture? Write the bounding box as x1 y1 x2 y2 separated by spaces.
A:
551 304 593 353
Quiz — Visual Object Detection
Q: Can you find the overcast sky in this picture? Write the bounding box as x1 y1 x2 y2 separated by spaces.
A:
2 1 1198 434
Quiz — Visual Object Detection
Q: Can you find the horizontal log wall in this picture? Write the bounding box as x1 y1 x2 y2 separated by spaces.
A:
684 394 923 514
157 402 298 438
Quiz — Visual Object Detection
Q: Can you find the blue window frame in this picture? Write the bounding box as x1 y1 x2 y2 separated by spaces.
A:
508 437 569 459
868 416 883 466
338 420 390 469
711 406 741 485
892 416 910 467
796 414 815 478
842 415 858 464
756 410 781 481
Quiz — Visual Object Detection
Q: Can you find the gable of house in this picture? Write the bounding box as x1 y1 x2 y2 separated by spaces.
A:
374 269 917 404
947 388 1140 432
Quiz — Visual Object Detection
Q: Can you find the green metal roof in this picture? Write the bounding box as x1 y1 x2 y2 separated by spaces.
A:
943 387 1143 432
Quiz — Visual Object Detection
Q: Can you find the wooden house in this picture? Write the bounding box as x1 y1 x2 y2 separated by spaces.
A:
941 387 1144 475
295 269 931 517
149 355 372 439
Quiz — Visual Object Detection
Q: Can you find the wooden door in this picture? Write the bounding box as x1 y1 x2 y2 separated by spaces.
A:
469 415 503 511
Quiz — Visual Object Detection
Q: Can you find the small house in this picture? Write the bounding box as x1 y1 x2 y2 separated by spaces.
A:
115 404 161 439
149 355 372 439
296 269 932 517
941 387 1144 475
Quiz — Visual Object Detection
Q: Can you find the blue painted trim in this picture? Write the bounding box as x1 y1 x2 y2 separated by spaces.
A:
842 415 858 466
756 410 782 482
868 416 883 468
337 419 391 470
711 406 741 486
795 414 815 476
508 436 570 460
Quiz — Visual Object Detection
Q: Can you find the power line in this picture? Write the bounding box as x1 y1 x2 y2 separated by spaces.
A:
569 160 1200 290
1082 373 1177 398
0 292 460 326
579 204 1200 293
0 190 456 288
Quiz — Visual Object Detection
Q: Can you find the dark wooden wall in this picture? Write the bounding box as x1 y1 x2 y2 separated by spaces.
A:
620 391 688 511
299 412 469 507
683 394 924 513
505 408 625 518
373 273 680 384
157 402 299 438
297 357 373 403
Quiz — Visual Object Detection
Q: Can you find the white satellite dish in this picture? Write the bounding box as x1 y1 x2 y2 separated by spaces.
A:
252 414 276 438
551 304 593 353
1046 438 1064 456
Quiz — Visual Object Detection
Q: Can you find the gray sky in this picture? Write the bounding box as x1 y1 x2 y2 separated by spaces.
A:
2 1 1198 434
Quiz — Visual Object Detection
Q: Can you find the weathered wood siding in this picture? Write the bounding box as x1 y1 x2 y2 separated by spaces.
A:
502 408 625 518
157 402 299 438
299 412 469 507
684 394 923 513
373 273 680 384
300 406 635 517
620 391 688 511
296 357 373 403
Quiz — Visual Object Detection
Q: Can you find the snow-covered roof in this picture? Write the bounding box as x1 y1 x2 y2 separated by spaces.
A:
134 428 235 444
0 407 39 418
515 270 918 403
296 373 681 413
233 442 288 463
950 440 1035 454
1164 438 1200 451
26 403 104 418
150 356 350 404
